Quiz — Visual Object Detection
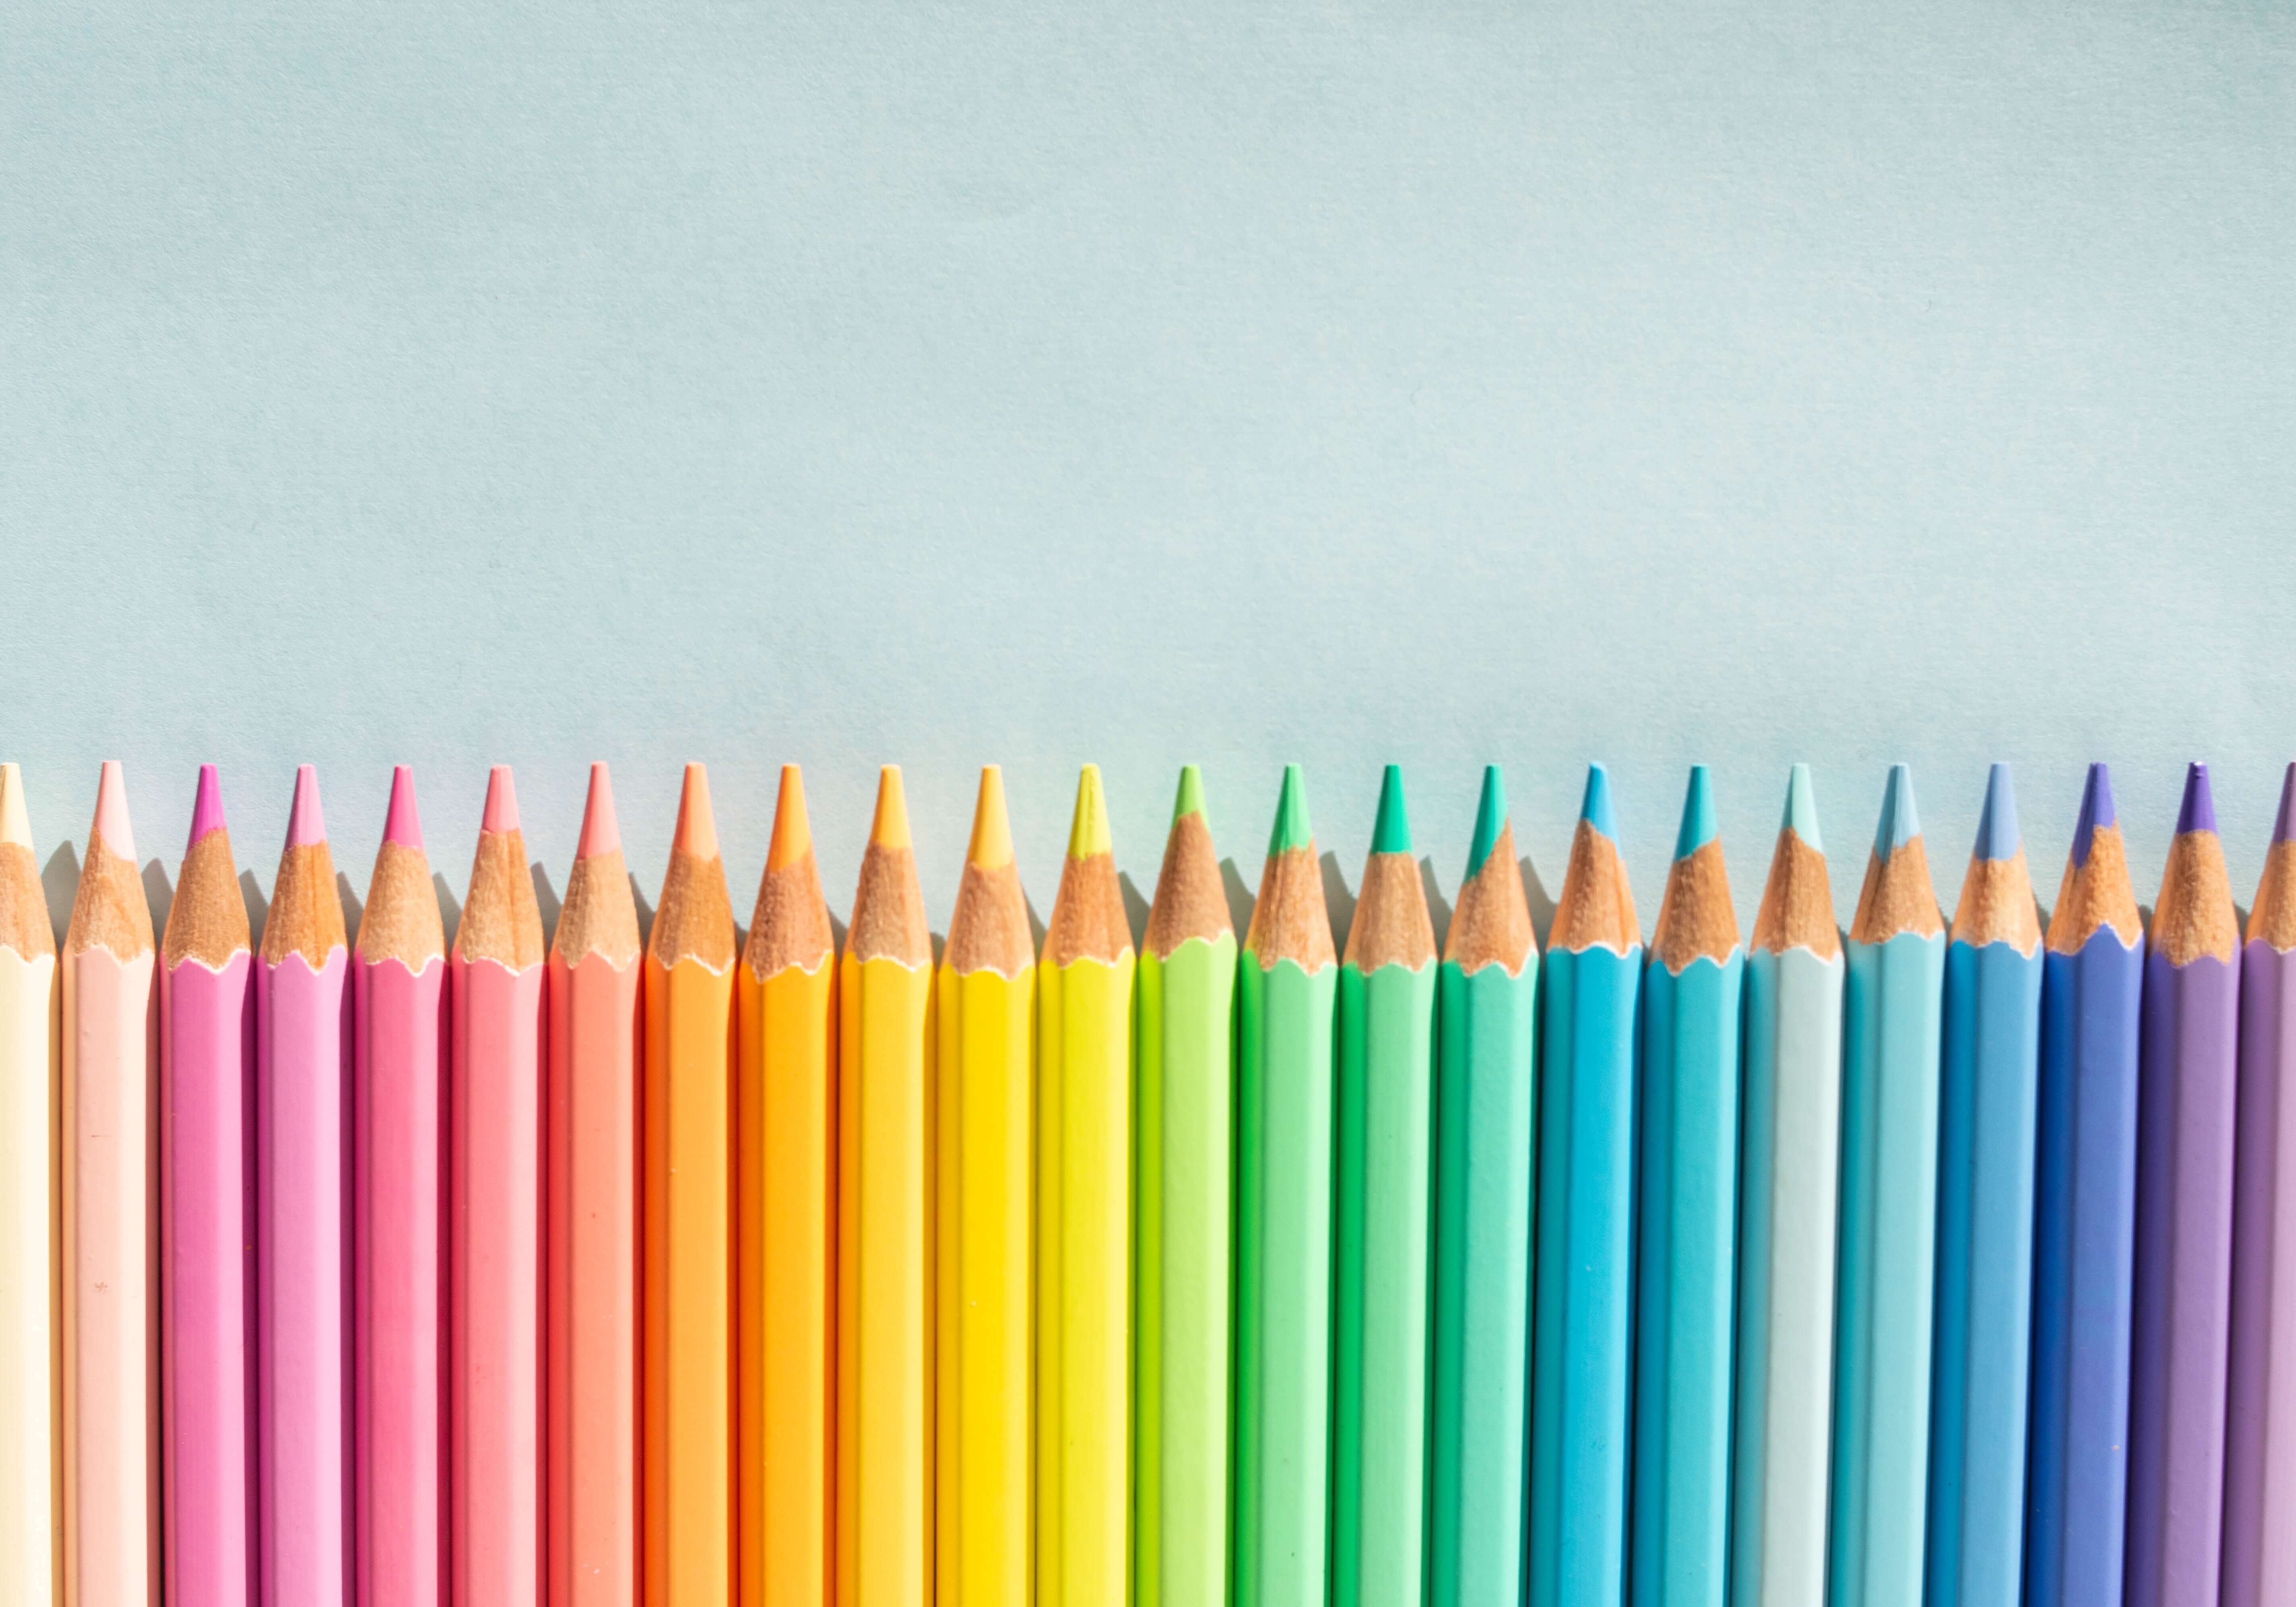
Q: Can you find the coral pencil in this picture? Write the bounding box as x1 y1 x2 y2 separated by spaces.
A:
0 764 58 1607
2127 764 2241 1607
836 767 934 1607
1631 766 1742 1607
736 764 837 1607
1429 766 1538 1607
545 765 641 1607
644 763 737 1607
160 767 254 1607
1527 764 1641 1607
1233 764 1338 1607
936 766 1034 1607
450 767 545 1607
355 766 446 1607
2225 764 2296 1607
62 760 158 1607
1135 765 1237 1607
1730 765 1842 1607
1333 765 1437 1607
1037 765 1134 1607
256 766 351 1607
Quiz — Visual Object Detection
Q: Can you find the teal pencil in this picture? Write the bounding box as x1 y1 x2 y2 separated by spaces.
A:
1429 767 1539 1607
1528 764 1642 1607
1830 764 1947 1607
1334 766 1439 1607
1631 766 1743 1607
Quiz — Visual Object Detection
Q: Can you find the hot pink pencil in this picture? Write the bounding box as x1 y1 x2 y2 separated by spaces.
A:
451 767 546 1606
355 766 447 1607
257 764 352 1607
160 766 255 1607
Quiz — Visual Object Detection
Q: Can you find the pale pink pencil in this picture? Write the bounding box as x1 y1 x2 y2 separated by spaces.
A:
452 767 546 1605
355 767 447 1607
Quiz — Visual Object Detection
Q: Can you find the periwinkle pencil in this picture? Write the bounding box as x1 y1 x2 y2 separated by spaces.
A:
160 766 254 1607
1135 765 1237 1607
644 763 738 1607
1234 764 1338 1607
257 765 351 1607
2126 763 2240 1607
1333 764 1438 1607
736 764 837 1607
837 767 933 1607
1429 766 1537 1607
0 764 57 1607
450 766 545 1607
355 765 446 1607
1037 766 1134 1607
2024 764 2143 1607
1927 765 2043 1607
2225 763 2296 1607
62 762 157 1607
1631 766 1741 1607
1730 764 1842 1607
1528 764 1641 1607
545 764 641 1607
936 765 1035 1607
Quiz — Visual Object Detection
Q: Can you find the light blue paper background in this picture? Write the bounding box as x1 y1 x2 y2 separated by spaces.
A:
5 1 2291 932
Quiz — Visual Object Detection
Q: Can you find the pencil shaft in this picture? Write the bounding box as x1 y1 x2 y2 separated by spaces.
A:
0 949 57 1607
2225 941 2296 1607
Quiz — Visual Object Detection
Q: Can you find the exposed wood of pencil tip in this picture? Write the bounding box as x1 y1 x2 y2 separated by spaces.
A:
457 828 545 970
745 848 834 978
1047 849 1130 967
2253 841 2296 952
67 830 154 958
946 859 1033 978
0 842 54 961
2046 824 2141 955
1144 810 1230 959
1445 822 1534 975
553 847 641 970
1548 820 1639 954
1848 839 1943 946
263 841 347 967
1245 844 1336 971
1343 851 1435 972
1950 849 2041 955
649 844 736 972
164 826 250 968
1750 828 1839 959
848 841 930 968
1651 838 1739 972
2152 829 2238 967
360 839 446 968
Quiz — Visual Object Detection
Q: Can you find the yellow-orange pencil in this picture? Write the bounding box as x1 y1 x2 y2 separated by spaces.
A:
938 766 1036 1607
838 767 934 1607
737 765 838 1607
1037 765 1135 1607
644 764 737 1607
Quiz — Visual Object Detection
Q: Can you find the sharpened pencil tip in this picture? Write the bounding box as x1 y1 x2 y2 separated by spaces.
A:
92 760 135 862
286 764 327 847
2072 763 2115 866
1874 764 1920 857
1973 762 2020 861
2176 762 2217 837
481 766 519 835
575 763 620 860
1782 764 1823 853
672 763 718 860
189 764 228 849
1268 764 1313 856
0 763 31 850
1171 764 1208 827
967 766 1014 868
1579 763 1618 841
1371 764 1412 855
2275 763 2296 847
869 766 913 851
382 766 423 851
1674 766 1717 859
1467 765 1507 878
767 765 812 870
1068 765 1112 860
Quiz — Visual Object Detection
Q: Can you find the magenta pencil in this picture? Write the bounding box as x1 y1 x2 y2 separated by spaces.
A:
450 768 546 1607
161 766 255 1607
355 766 447 1607
257 764 353 1607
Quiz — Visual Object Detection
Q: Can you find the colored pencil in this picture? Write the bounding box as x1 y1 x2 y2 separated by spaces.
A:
2024 764 2143 1607
160 766 254 1607
2126 763 2241 1607
545 764 641 1607
451 766 546 1607
1234 763 1338 1607
1135 764 1237 1607
355 765 447 1607
1730 764 1842 1607
837 766 934 1607
257 764 351 1607
1333 764 1437 1607
936 765 1035 1607
1429 765 1538 1607
1527 764 1641 1607
1830 763 1946 1607
1631 766 1742 1607
1927 764 2043 1607
2226 762 2296 1607
736 764 837 1607
1037 765 1135 1607
0 763 58 1607
644 762 737 1607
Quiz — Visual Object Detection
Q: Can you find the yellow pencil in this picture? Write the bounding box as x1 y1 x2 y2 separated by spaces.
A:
937 766 1036 1607
1037 764 1136 1607
644 763 736 1607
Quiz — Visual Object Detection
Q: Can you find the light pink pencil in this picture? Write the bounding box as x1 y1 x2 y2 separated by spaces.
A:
451 767 546 1606
355 767 447 1607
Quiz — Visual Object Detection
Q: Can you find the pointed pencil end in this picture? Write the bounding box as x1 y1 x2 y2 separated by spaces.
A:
1268 764 1313 856
1371 764 1412 855
1875 764 1921 857
2176 762 2217 837
1973 762 2020 861
285 764 327 847
1782 763 1822 852
481 766 520 835
1068 765 1112 860
93 760 135 862
576 763 620 860
1171 763 1208 827
767 764 812 870
1579 763 1618 841
382 766 423 851
189 764 228 848
672 763 718 860
1673 766 1717 859
2072 763 2114 866
870 766 913 851
0 763 31 850
966 766 1014 869
2275 762 2296 847
1467 765 1507 877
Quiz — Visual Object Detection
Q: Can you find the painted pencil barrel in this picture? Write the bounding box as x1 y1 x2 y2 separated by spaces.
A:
0 941 56 1607
2226 938 2296 1607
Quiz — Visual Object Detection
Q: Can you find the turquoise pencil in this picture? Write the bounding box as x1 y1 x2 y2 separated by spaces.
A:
1630 766 1742 1607
1528 764 1641 1607
1829 763 1947 1607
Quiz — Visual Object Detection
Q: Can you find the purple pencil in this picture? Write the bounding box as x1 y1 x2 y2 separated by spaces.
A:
2225 763 2296 1607
2126 762 2241 1607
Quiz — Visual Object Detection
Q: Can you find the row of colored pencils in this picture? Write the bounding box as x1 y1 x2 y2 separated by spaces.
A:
0 753 2291 1607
